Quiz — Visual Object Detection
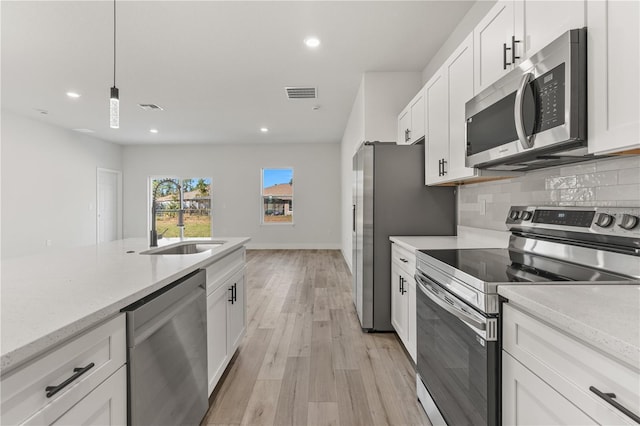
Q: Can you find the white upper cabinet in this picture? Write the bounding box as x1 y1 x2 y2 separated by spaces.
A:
473 0 519 95
474 0 585 96
517 1 585 61
587 0 640 154
445 33 476 181
425 71 449 184
397 90 425 145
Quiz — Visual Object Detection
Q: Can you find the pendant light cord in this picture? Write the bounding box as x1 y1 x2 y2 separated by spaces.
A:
113 0 116 87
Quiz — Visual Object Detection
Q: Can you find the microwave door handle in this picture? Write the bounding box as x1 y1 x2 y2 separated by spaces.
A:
415 274 486 331
515 72 534 150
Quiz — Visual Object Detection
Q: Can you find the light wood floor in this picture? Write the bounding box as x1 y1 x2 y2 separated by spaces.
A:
201 249 430 426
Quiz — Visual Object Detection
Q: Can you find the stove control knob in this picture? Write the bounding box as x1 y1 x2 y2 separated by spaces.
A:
509 210 521 220
521 211 533 221
595 213 615 228
618 214 639 230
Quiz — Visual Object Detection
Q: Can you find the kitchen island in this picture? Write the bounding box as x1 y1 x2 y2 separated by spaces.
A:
1 237 249 373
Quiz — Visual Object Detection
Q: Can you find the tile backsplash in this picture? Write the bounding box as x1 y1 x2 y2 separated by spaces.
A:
458 155 640 231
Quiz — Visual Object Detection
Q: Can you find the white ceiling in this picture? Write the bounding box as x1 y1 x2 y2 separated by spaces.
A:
1 1 474 145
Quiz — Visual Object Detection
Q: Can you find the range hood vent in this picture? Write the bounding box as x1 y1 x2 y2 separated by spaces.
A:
285 87 317 99
138 103 164 111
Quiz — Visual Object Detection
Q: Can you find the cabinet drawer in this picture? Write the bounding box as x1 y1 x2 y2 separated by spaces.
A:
391 243 416 274
205 247 246 294
1 314 126 425
503 304 640 425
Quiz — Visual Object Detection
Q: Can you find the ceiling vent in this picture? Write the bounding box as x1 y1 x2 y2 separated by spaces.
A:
285 87 317 99
138 103 164 111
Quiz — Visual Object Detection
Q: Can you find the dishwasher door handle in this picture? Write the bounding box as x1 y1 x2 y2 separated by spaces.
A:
132 287 204 346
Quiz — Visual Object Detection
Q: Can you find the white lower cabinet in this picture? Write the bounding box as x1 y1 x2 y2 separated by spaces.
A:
48 367 127 426
390 243 416 363
0 314 127 426
503 352 596 425
205 248 247 395
502 303 640 425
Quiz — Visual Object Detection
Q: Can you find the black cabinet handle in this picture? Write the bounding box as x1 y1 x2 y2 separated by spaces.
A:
442 159 447 176
229 286 234 304
503 42 511 69
511 36 521 63
405 128 411 142
45 363 95 398
399 258 408 263
589 386 640 423
400 277 407 295
398 276 402 293
233 283 237 303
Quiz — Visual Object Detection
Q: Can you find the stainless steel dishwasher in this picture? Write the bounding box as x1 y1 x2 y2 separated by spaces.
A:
124 269 208 426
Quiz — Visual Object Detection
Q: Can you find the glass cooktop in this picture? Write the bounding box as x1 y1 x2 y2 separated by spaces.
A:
419 248 632 283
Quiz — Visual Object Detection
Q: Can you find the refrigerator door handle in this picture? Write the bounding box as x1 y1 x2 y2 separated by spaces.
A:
352 204 356 232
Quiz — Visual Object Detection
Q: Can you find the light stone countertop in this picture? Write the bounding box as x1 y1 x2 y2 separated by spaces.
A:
390 226 510 251
0 237 249 374
499 285 640 369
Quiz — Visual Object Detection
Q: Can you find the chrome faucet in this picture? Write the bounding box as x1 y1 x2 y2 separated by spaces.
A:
150 179 184 247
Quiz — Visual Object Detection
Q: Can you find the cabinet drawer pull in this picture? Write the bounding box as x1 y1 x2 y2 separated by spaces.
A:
45 362 95 398
399 258 408 263
589 386 640 423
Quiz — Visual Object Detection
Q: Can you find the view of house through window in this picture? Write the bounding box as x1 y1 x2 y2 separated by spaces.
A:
151 177 212 237
262 168 293 224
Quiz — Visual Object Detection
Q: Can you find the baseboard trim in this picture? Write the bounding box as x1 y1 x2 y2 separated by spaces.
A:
245 242 341 250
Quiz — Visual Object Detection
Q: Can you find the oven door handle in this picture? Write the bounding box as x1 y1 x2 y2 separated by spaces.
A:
415 273 487 331
515 72 535 150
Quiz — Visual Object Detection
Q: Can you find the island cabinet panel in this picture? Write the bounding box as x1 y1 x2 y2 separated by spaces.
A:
205 247 247 395
0 314 126 426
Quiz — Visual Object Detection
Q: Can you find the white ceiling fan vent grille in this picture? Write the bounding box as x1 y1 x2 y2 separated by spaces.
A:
285 87 317 99
138 103 164 111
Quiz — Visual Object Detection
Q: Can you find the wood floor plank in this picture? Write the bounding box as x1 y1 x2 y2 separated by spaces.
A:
273 356 310 426
308 321 337 402
239 379 281 426
335 369 375 426
257 313 296 380
288 310 313 357
307 402 339 426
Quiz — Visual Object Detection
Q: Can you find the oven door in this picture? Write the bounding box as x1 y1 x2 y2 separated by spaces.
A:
415 270 499 426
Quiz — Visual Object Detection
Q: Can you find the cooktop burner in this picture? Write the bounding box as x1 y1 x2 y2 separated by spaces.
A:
419 248 633 284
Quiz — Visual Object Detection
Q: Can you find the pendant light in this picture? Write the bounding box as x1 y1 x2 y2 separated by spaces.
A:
109 0 119 129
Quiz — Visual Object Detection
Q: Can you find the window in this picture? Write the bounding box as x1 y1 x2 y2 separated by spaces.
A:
261 168 293 224
151 177 212 237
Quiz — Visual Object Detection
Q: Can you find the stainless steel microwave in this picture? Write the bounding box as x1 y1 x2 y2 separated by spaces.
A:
465 28 590 171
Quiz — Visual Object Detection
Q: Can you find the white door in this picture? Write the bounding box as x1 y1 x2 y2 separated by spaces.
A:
97 169 120 243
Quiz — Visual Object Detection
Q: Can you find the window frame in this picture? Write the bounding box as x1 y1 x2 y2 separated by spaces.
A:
148 175 213 238
260 167 294 226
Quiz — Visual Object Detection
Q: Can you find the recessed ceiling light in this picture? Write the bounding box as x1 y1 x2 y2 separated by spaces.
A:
66 92 81 98
149 128 159 134
72 128 95 133
304 37 320 48
260 127 269 133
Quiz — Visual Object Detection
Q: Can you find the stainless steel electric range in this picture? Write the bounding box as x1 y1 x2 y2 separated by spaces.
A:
414 206 640 426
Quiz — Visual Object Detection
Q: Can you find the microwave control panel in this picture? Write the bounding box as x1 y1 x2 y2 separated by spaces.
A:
532 63 565 132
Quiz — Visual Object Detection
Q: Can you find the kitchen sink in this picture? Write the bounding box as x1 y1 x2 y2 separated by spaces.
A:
141 241 223 255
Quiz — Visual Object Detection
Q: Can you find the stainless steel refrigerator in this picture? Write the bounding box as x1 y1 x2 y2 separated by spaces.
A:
352 141 456 331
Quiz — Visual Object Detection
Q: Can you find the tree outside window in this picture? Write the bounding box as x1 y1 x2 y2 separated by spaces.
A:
261 168 293 224
151 177 212 237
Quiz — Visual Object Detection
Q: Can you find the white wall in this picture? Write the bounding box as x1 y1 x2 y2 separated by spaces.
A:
421 0 497 83
340 72 422 270
122 143 340 249
1 110 123 258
